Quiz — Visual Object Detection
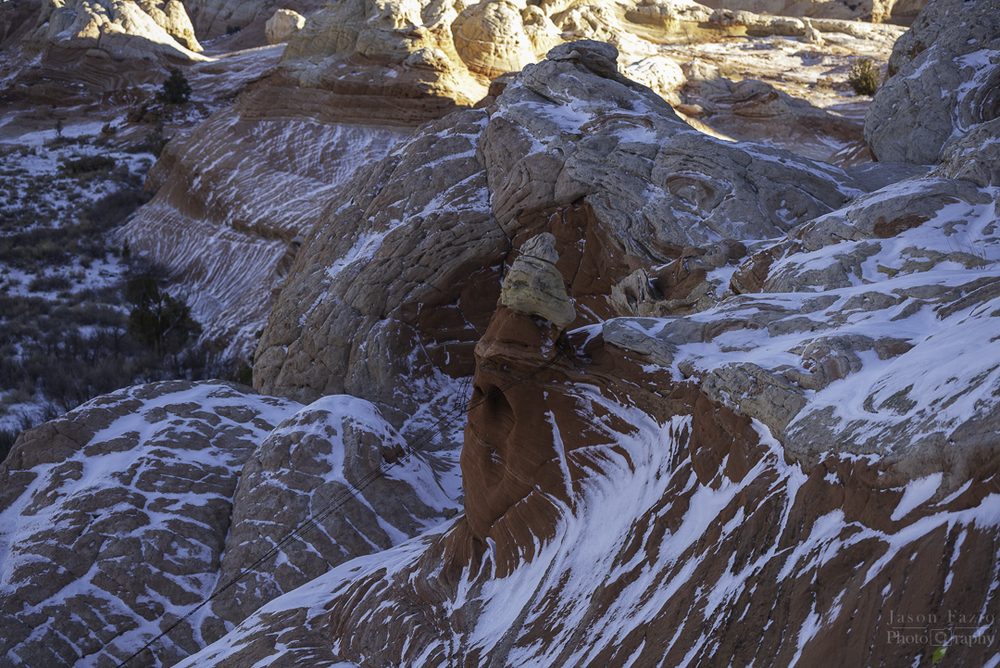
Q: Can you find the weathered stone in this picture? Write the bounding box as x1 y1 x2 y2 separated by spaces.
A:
23 0 208 63
453 0 537 80
209 394 457 629
866 0 1000 165
120 94 409 361
265 8 306 45
500 233 576 328
253 109 500 424
702 362 808 435
0 382 297 666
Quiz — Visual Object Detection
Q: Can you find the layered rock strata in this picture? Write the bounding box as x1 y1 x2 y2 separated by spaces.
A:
108 0 905 364
168 236 999 667
0 0 209 103
119 91 410 360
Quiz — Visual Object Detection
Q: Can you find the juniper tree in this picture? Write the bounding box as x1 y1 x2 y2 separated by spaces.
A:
158 68 192 104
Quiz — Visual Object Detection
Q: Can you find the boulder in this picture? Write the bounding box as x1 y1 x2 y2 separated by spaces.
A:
265 8 306 45
140 0 202 51
23 0 206 62
499 233 577 329
453 0 537 80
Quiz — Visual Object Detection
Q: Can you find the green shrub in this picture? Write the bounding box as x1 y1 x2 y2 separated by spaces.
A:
125 269 202 357
28 274 71 293
848 58 880 96
59 155 117 177
157 68 192 105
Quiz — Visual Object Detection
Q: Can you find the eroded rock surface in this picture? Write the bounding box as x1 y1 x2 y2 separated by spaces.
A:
1 0 208 102
206 394 460 634
3 3 999 666
0 382 462 666
499 233 577 328
119 90 409 361
0 382 297 667
254 39 886 416
93 0 909 366
169 273 999 668
866 0 1000 164
265 8 305 44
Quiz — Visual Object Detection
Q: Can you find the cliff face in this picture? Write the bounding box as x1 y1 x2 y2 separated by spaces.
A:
2 0 998 666
118 90 409 361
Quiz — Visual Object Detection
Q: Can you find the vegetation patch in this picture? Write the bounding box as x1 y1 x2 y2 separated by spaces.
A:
848 58 880 96
0 132 236 452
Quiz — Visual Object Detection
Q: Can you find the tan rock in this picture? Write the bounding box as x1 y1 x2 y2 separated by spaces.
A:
623 54 686 106
24 0 208 62
139 0 202 51
500 233 576 328
265 8 306 45
453 0 538 80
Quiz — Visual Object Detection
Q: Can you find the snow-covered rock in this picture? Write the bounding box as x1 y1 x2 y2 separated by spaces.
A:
0 382 297 665
3 4 999 666
118 93 408 362
865 0 1000 164
0 382 461 666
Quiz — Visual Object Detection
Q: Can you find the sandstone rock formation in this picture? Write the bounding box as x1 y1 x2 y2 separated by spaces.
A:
700 0 925 23
179 0 323 48
119 90 409 362
265 8 305 45
0 381 460 666
21 0 205 58
253 38 887 431
0 0 210 105
499 233 577 329
252 108 499 421
210 31 996 668
678 62 869 162
0 0 42 51
109 0 907 367
165 209 998 667
866 0 1000 164
0 382 298 666
205 393 460 634
5 0 1000 665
